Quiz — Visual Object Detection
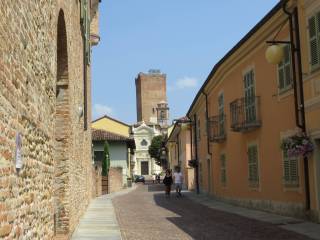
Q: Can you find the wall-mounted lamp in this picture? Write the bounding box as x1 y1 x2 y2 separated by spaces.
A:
78 106 84 118
265 0 310 212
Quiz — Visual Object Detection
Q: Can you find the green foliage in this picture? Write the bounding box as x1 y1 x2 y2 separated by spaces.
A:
102 141 110 176
148 135 165 166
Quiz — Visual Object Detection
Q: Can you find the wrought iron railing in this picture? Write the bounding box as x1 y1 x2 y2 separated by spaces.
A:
230 96 261 132
208 115 226 142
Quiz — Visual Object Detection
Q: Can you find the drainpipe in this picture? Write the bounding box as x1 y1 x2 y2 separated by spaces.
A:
202 91 213 194
283 3 310 211
193 114 200 194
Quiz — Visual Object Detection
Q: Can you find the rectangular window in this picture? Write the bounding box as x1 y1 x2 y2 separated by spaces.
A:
283 151 299 187
244 70 256 123
248 145 259 186
218 93 225 136
197 118 201 141
220 154 226 185
278 45 292 92
308 12 320 70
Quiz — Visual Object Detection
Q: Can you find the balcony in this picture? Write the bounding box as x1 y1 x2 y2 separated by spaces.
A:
208 115 226 142
230 96 261 132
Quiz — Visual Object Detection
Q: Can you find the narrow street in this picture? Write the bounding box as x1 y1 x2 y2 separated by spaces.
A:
112 183 313 240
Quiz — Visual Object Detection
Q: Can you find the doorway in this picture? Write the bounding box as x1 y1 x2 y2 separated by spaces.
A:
141 161 149 175
54 9 70 235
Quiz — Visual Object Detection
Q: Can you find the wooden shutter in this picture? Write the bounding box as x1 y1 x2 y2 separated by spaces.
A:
309 15 319 68
220 154 226 184
278 45 292 91
283 152 290 182
289 158 298 183
248 145 259 184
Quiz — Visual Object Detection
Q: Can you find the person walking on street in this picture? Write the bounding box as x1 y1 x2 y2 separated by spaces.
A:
173 166 183 197
163 169 173 197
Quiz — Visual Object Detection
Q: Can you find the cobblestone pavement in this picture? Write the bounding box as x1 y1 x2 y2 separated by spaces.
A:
112 183 315 240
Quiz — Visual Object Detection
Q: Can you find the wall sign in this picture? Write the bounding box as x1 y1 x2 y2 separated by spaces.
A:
15 132 23 171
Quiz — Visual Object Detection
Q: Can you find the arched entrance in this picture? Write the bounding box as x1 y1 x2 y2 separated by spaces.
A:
54 9 70 235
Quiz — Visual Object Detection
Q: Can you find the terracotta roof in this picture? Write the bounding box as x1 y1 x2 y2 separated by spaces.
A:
92 129 132 142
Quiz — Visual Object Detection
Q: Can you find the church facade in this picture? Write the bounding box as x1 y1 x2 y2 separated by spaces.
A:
132 122 162 177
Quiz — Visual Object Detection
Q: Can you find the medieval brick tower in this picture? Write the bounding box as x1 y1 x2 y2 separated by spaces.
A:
135 69 169 127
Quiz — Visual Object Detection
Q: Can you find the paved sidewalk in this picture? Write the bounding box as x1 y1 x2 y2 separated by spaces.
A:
184 191 320 240
71 186 137 240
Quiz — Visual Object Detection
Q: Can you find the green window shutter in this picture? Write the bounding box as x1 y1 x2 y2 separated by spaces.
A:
218 93 225 136
283 152 290 182
289 158 298 182
278 45 292 91
283 150 299 186
220 154 226 184
248 145 259 184
309 15 319 68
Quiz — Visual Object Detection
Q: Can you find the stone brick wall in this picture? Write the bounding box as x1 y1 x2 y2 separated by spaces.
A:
92 165 102 197
108 167 124 193
0 1 98 239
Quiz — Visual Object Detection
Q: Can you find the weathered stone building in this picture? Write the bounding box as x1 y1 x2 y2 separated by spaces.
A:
0 0 100 239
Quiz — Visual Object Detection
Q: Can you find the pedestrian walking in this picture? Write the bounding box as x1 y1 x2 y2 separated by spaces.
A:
156 174 161 184
163 169 173 197
173 166 183 197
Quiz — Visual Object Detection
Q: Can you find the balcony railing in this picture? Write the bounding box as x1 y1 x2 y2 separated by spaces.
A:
230 96 261 132
208 115 226 142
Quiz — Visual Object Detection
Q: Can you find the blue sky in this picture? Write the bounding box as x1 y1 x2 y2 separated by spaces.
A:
92 0 279 125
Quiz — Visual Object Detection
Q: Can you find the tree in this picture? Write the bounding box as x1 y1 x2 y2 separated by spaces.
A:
102 141 110 176
148 135 165 166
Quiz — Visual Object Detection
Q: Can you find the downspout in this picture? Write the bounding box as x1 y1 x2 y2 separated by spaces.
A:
202 90 213 194
283 3 310 211
193 114 200 194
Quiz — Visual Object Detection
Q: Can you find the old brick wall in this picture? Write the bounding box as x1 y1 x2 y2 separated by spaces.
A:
108 167 123 193
0 1 95 239
135 72 167 124
92 165 102 197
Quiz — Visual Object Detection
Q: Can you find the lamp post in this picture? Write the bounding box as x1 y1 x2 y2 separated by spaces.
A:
265 0 310 211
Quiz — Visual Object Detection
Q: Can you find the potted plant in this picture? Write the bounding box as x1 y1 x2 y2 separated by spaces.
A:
281 132 314 158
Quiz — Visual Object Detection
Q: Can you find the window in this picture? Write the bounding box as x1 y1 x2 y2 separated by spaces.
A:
218 93 225 136
220 154 226 185
140 139 148 146
160 110 166 119
283 151 299 187
204 111 207 136
244 70 256 123
308 12 320 70
197 118 201 141
248 145 259 186
94 151 104 162
278 45 292 92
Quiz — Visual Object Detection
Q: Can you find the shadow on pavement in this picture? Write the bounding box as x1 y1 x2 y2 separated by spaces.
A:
152 192 313 240
147 183 166 192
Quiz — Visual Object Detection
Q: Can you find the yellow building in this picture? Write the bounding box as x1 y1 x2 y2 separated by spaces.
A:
92 115 131 137
92 115 134 178
186 0 320 222
166 117 194 190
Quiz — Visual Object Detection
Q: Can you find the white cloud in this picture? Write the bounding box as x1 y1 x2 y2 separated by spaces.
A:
93 103 113 119
176 77 198 89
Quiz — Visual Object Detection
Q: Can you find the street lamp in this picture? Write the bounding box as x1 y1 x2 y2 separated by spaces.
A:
265 44 284 64
265 0 310 211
